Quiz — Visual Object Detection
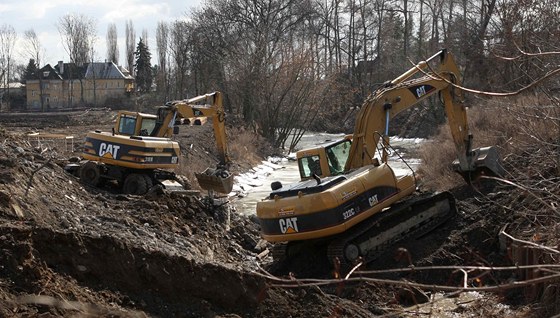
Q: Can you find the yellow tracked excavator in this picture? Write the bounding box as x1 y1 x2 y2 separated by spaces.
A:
256 50 504 266
69 91 233 195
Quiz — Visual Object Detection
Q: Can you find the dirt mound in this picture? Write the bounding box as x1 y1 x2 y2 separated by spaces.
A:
0 133 270 316
1 129 385 317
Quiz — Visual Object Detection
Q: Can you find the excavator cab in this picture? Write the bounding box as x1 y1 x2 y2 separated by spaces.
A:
297 136 352 180
115 111 158 137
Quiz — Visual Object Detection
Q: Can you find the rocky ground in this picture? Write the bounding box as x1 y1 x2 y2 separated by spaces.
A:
0 109 558 317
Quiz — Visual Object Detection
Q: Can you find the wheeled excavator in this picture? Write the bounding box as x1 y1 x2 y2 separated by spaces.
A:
70 91 233 195
256 50 504 266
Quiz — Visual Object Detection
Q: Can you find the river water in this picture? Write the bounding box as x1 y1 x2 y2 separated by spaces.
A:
232 133 424 216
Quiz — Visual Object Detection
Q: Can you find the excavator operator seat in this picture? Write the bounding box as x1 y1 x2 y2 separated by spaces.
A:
300 155 322 178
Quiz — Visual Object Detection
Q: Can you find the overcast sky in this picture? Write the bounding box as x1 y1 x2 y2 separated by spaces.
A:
0 0 203 69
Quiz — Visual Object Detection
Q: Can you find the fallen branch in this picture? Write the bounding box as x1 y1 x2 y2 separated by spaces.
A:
491 42 560 61
500 225 560 254
410 56 560 97
25 158 52 197
264 271 560 293
255 262 560 294
481 176 559 215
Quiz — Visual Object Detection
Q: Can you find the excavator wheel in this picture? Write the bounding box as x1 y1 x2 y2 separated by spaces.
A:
79 161 102 187
343 243 360 263
142 174 154 190
123 173 151 195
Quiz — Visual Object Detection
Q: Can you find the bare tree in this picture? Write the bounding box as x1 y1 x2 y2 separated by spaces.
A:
106 23 119 64
57 14 96 64
125 20 136 76
57 13 97 106
22 29 43 68
22 29 46 110
156 21 169 100
142 29 149 48
0 24 17 98
169 21 189 99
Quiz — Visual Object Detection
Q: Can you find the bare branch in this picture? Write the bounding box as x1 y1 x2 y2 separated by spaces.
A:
106 23 119 64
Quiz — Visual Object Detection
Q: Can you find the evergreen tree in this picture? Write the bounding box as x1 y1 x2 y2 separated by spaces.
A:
23 58 38 83
134 38 153 92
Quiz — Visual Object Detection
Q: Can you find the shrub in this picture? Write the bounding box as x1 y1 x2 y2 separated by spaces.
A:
417 95 559 191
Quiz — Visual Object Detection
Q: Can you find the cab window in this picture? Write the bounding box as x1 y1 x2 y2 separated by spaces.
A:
140 118 156 136
119 115 137 135
326 140 351 175
299 155 322 178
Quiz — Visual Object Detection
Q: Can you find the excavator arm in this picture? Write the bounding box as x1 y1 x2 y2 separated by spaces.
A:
346 49 503 179
160 91 233 194
163 92 230 166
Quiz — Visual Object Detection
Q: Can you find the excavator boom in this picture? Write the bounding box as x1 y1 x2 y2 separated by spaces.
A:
346 49 503 179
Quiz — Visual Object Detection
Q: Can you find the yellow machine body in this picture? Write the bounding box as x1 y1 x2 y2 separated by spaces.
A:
257 50 503 253
76 92 233 194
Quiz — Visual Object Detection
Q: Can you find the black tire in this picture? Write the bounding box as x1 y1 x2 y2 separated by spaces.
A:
123 173 150 195
79 161 102 186
142 174 154 190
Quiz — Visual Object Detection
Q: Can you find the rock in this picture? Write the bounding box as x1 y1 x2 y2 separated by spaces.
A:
248 214 260 225
242 233 257 249
145 184 164 200
0 190 11 205
0 158 17 168
116 194 130 201
254 239 269 252
396 286 430 306
10 203 24 218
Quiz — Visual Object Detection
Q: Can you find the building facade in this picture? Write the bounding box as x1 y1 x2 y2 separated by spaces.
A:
26 61 134 111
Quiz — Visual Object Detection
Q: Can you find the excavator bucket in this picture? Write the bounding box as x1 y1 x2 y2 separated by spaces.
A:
453 146 505 182
195 167 234 194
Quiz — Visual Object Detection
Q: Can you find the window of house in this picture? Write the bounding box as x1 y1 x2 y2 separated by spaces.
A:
43 71 49 78
32 91 36 96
